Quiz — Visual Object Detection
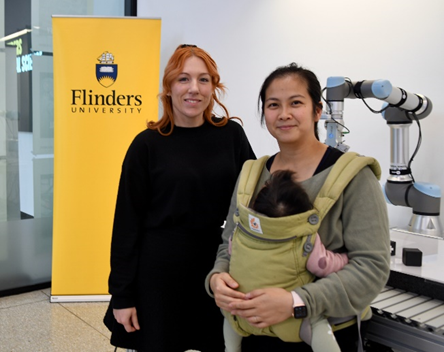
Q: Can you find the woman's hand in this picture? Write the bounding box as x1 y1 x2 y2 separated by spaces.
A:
113 307 140 333
228 288 293 329
210 272 246 311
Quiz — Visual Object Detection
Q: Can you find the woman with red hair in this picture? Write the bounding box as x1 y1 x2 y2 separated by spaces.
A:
104 44 255 352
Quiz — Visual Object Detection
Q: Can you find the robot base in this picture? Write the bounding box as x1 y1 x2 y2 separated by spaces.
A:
406 214 443 239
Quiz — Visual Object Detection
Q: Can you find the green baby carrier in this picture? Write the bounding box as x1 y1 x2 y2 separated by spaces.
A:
225 151 381 342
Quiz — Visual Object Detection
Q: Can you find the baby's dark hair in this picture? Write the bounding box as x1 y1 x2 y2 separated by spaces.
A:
252 170 313 217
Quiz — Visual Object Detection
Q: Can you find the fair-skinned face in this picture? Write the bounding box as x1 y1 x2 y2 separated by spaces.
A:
264 75 321 147
169 56 213 127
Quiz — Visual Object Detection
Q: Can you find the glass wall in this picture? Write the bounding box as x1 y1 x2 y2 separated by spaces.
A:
0 0 125 294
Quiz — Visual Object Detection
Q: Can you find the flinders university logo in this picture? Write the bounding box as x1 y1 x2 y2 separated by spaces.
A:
96 51 117 88
70 50 142 115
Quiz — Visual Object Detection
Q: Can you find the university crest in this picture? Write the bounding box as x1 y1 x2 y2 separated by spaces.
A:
96 51 117 88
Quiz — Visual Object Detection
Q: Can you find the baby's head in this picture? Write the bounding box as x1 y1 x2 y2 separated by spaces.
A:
252 170 313 217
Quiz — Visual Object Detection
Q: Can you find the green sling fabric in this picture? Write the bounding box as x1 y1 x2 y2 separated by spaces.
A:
225 152 380 342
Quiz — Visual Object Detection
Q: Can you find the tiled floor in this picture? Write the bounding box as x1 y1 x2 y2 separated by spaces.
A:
1 288 401 352
0 288 123 352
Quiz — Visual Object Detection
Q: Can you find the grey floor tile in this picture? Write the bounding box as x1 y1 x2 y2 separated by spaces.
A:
0 294 115 352
61 301 111 336
0 290 48 309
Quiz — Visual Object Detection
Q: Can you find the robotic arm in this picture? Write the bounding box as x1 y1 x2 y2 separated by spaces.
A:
325 77 432 116
322 77 443 238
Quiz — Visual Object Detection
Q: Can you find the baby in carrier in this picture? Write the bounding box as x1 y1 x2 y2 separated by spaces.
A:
224 169 348 352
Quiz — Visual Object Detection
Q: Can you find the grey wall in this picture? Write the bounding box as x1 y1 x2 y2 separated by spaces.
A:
138 0 444 232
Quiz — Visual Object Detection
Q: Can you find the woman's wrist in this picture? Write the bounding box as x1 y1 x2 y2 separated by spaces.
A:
209 272 221 293
291 291 305 307
291 291 307 318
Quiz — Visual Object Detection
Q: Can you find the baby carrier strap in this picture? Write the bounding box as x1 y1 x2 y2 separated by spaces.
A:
236 155 269 207
313 151 381 219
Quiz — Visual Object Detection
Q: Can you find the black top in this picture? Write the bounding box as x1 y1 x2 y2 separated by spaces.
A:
109 118 255 306
105 118 255 351
266 146 343 175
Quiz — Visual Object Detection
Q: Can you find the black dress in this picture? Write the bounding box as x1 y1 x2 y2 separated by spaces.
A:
104 119 255 352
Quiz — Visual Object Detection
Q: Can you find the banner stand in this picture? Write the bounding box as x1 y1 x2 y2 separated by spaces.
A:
51 16 161 302
50 295 111 303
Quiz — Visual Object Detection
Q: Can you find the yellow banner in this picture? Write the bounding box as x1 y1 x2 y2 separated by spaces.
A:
51 17 161 297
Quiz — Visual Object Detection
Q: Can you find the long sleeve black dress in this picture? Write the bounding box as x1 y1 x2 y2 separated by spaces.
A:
104 118 255 351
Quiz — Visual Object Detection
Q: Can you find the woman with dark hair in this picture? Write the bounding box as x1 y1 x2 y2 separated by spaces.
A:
104 44 255 352
207 63 390 351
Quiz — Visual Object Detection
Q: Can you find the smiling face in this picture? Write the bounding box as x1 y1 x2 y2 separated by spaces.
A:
169 56 214 127
264 75 321 147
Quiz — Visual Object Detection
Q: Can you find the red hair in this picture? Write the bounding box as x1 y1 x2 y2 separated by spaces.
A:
148 45 238 136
